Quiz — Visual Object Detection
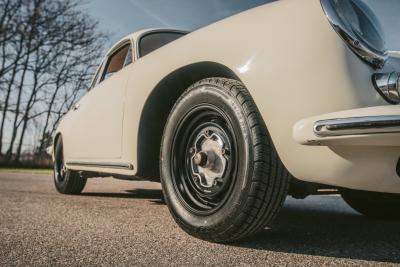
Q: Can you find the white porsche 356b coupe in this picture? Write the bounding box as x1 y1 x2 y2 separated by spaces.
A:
53 0 400 242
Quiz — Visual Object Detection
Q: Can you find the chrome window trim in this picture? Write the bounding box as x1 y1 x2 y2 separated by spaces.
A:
67 161 134 170
314 116 400 137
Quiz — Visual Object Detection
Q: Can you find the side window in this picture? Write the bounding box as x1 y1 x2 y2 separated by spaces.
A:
139 32 186 58
101 43 131 81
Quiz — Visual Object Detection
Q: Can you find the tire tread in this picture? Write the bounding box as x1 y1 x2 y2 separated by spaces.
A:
164 77 291 242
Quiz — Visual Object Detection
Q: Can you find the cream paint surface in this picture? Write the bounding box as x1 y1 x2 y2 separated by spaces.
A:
58 0 400 193
62 65 129 159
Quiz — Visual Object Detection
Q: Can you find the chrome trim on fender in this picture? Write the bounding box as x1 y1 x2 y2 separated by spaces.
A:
314 116 400 137
67 161 134 170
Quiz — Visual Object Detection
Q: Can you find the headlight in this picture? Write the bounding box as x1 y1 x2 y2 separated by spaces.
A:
320 0 387 69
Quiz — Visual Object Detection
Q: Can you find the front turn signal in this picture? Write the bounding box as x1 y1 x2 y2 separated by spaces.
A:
372 72 400 104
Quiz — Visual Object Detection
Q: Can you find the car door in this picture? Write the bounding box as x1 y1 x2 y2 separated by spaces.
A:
66 40 133 160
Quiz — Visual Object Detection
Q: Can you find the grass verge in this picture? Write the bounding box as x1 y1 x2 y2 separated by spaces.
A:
0 168 52 175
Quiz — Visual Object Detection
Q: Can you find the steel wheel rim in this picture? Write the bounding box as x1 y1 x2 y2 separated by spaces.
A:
170 104 238 216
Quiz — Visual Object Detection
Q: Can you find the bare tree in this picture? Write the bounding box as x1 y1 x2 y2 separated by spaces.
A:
0 0 107 165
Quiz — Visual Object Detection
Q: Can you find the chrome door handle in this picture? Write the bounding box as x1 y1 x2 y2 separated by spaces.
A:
72 104 80 111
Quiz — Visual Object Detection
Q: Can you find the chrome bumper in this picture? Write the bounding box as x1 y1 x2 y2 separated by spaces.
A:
314 116 400 137
293 106 400 146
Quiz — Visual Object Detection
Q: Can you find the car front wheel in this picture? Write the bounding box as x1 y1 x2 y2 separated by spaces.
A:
160 78 291 242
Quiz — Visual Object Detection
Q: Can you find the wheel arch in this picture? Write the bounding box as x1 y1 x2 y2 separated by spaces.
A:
136 61 241 180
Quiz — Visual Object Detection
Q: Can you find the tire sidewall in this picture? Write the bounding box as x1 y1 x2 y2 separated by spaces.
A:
161 82 253 232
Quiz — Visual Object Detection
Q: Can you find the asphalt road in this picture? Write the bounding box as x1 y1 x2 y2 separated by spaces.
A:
0 171 399 266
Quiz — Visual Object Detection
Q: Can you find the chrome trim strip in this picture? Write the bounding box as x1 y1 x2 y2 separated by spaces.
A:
314 116 400 137
67 161 134 170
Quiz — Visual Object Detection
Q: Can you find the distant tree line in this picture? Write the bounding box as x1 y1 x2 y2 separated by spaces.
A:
0 0 107 166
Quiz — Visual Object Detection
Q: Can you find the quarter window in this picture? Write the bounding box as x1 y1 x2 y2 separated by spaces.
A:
139 32 186 58
124 45 133 66
89 60 104 90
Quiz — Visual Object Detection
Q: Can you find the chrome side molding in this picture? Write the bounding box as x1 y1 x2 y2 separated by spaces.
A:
67 161 134 170
314 116 400 137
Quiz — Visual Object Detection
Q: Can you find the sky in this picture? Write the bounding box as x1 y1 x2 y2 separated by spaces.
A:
85 0 400 51
85 0 273 45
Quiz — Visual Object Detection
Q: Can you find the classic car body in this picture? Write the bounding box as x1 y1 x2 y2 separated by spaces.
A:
54 0 400 241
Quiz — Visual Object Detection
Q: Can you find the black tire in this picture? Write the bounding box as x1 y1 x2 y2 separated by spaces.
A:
160 77 291 242
54 136 87 194
341 189 400 220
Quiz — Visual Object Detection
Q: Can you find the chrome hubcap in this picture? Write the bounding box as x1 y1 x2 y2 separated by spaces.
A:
190 129 227 188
